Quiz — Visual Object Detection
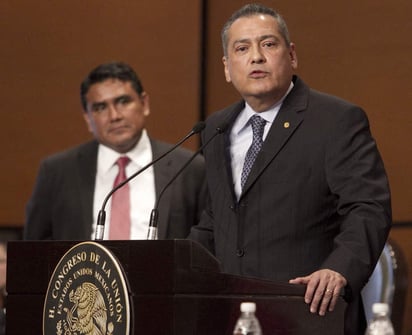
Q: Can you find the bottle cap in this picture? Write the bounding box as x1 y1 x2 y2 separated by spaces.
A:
240 302 256 313
372 303 389 314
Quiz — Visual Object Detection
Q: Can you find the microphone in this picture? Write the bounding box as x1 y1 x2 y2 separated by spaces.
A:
94 121 206 241
146 121 229 240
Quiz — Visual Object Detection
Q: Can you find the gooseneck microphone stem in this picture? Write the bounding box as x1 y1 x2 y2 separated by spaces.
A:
94 121 205 241
147 122 228 240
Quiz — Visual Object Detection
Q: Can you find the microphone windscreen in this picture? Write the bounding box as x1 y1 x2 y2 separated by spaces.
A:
192 121 206 134
216 121 230 134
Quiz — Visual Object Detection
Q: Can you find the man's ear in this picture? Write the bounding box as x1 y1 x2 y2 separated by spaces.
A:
140 92 150 116
289 43 298 69
83 112 93 133
223 56 232 83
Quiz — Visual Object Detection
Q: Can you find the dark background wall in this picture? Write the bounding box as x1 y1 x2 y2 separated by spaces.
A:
1 0 411 332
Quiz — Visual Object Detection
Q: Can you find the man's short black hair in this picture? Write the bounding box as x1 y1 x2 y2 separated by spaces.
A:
80 61 144 111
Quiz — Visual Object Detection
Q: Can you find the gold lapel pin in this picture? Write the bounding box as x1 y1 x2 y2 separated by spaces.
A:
284 122 290 128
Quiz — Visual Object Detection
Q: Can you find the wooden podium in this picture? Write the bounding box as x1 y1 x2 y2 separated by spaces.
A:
6 239 346 334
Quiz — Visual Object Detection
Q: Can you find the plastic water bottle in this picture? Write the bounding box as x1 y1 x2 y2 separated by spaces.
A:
233 302 262 335
365 303 395 335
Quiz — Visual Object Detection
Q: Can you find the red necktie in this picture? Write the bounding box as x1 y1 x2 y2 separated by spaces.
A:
109 156 131 239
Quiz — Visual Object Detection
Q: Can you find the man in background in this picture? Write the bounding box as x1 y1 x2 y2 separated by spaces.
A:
25 61 206 240
189 4 391 334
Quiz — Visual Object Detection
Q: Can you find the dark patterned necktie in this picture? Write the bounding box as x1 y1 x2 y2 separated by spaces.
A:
240 115 266 189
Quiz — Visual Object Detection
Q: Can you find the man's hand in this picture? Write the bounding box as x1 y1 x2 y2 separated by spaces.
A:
289 269 347 316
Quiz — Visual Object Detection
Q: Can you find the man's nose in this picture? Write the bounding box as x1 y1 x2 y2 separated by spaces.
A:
251 46 266 64
108 104 122 119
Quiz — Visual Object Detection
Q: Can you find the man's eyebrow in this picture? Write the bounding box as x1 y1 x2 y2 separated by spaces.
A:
91 101 106 108
259 34 279 41
233 38 251 45
114 94 132 102
232 34 279 45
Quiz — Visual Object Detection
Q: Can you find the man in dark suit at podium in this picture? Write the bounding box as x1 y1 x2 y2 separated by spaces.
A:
189 4 391 334
24 61 206 241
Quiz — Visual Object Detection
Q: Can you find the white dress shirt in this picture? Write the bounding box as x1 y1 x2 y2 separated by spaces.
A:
230 82 294 199
91 129 156 239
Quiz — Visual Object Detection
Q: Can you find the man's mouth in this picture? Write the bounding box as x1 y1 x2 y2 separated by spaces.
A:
249 70 267 79
109 125 129 133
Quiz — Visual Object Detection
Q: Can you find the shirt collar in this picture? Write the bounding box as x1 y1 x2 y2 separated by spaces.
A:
97 129 153 175
235 81 294 136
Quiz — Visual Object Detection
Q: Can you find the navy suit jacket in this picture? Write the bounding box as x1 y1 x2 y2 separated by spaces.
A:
189 76 391 334
24 139 206 240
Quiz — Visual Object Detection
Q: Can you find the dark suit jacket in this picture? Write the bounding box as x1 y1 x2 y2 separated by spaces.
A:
189 76 391 334
24 139 206 240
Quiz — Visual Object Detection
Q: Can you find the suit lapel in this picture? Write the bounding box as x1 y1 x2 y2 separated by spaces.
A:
213 104 243 202
240 78 309 197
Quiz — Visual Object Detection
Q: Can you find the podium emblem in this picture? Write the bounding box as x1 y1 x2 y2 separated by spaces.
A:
43 242 131 335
